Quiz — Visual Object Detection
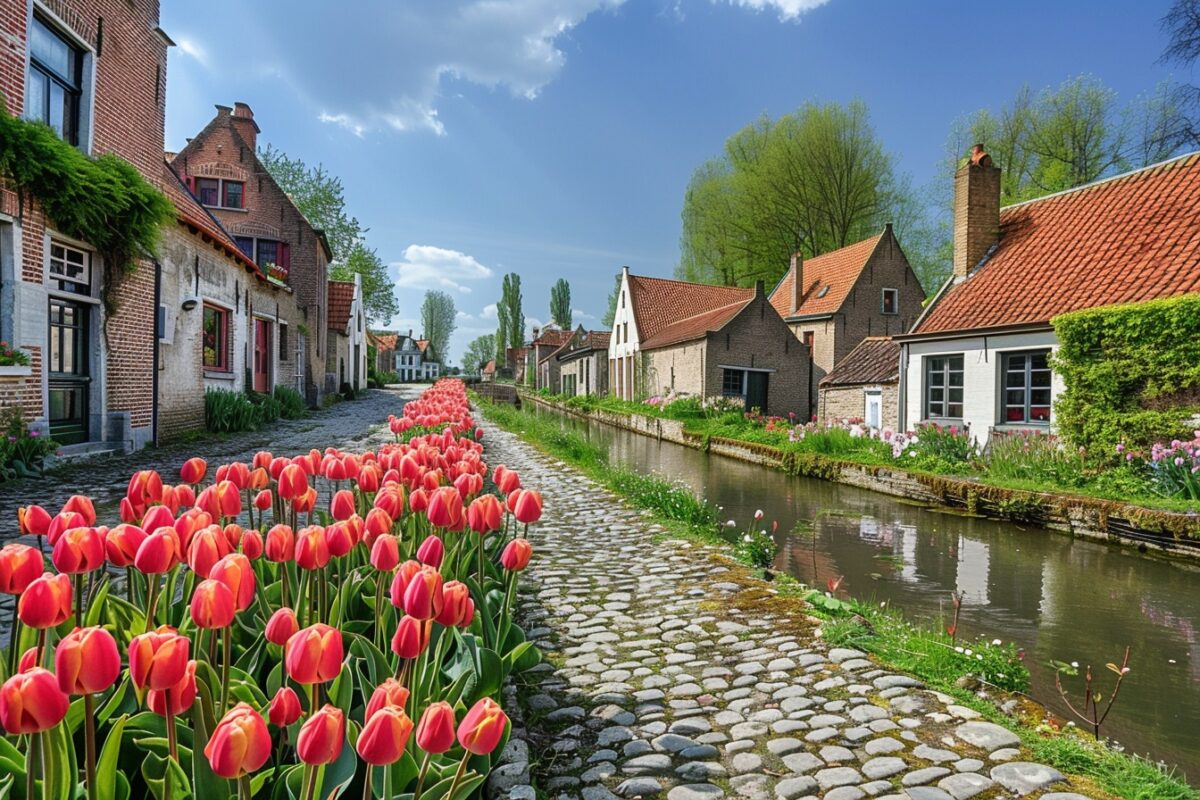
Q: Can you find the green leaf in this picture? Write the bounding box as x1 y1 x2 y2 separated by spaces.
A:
85 580 111 627
191 677 232 800
0 735 25 781
97 714 129 800
41 720 75 800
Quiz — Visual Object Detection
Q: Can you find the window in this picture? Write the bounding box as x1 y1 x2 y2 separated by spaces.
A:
722 368 745 397
881 288 899 315
279 323 289 360
49 241 91 293
1002 350 1052 423
816 285 829 298
27 15 84 145
925 355 964 419
623 322 628 343
195 178 244 209
203 304 230 371
197 178 220 207
256 240 278 269
234 237 290 279
222 181 244 209
234 237 253 258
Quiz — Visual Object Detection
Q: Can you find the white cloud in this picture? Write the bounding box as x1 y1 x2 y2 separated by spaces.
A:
391 245 493 294
720 0 830 21
175 37 210 68
480 304 498 319
456 310 474 320
572 308 596 320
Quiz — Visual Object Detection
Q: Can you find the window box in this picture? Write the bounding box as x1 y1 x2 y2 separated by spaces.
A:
0 365 33 379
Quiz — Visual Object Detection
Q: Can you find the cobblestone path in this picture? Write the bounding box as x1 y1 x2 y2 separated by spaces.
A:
482 420 1098 800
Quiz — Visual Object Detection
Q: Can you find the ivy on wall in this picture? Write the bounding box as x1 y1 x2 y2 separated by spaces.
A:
0 101 174 315
1052 293 1200 455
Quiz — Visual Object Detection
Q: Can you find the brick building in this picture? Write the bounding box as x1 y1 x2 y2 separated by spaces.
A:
527 326 571 390
169 102 333 406
0 0 171 453
817 337 900 430
554 327 610 397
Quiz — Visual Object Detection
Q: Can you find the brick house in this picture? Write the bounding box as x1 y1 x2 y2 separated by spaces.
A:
817 337 900 430
0 0 171 453
554 327 610 396
608 268 810 416
170 102 333 406
898 146 1200 444
768 224 924 413
326 275 367 393
527 326 571 390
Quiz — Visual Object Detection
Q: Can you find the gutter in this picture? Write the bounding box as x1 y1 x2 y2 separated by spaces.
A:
893 321 1054 343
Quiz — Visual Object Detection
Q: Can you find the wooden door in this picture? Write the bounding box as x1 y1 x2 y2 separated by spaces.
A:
253 319 271 393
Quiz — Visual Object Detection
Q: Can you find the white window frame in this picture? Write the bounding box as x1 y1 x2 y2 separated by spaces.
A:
881 287 899 315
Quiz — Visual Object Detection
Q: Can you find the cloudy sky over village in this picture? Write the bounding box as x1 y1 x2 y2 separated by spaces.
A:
162 0 1178 360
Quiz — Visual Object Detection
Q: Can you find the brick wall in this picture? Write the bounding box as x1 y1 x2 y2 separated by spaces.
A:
819 383 899 430
703 293 809 418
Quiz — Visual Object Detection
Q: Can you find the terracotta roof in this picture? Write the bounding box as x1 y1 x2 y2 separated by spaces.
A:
640 297 755 350
627 274 755 345
556 330 612 362
482 360 496 374
769 233 884 319
327 280 355 331
584 330 611 349
820 337 900 387
371 332 398 351
161 162 265 281
531 328 572 348
913 152 1200 335
415 340 430 353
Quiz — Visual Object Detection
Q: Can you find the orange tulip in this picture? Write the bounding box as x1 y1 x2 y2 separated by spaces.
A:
370 534 399 572
209 553 256 612
365 678 410 720
285 623 343 685
296 704 344 765
293 486 318 515
51 526 105 574
435 581 474 628
191 579 236 629
357 705 413 765
104 524 147 568
265 608 299 646
248 467 269 491
46 511 87 546
187 525 232 578
180 457 207 485
415 701 456 754
402 566 444 621
467 494 503 534
54 626 120 695
0 543 43 595
0 668 69 734
389 560 423 608
500 539 533 572
265 525 294 563
17 504 52 537
172 483 196 509
174 509 211 549
147 659 197 717
218 462 251 490
416 535 444 568
512 490 542 524
253 451 273 471
205 702 271 779
18 572 71 629
129 627 191 691
277 464 308 501
62 495 97 526
267 686 302 727
135 527 181 574
391 615 427 660
200 480 243 520
126 470 164 513
457 697 508 755
330 489 355 522
295 526 330 570
426 486 462 528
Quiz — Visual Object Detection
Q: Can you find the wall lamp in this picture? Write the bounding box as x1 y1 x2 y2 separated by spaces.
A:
181 297 199 311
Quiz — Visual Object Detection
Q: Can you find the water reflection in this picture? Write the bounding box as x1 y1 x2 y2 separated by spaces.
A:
537 407 1200 779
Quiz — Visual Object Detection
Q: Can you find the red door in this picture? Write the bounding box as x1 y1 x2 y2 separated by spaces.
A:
253 319 271 393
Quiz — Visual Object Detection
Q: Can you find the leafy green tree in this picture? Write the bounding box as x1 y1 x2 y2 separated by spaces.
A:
331 243 398 324
419 291 456 366
603 273 621 327
495 298 510 362
498 272 524 353
462 334 495 375
550 278 572 328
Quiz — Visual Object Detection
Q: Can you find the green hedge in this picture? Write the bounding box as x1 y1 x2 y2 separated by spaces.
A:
1053 294 1200 454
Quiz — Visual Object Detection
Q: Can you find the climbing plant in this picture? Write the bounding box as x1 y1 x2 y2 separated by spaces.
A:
0 101 174 315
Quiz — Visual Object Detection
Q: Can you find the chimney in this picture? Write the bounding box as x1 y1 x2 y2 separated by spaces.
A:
408 329 413 339
230 102 261 153
952 144 1001 279
532 325 540 341
790 252 803 314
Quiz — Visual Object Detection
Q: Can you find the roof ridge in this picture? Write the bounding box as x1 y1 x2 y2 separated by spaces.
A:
1001 151 1200 212
630 273 755 293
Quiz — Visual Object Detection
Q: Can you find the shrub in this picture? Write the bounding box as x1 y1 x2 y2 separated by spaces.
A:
896 422 977 472
204 388 260 433
248 390 282 424
0 406 57 480
376 370 399 385
273 385 307 419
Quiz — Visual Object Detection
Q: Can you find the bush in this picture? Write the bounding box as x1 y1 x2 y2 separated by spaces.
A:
204 388 260 433
376 371 399 385
273 385 307 419
0 341 31 367
248 390 282 424
896 422 978 472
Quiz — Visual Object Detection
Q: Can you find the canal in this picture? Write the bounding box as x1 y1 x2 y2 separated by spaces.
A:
532 405 1200 781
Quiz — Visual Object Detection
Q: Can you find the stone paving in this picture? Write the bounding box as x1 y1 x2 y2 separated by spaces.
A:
481 418 1099 800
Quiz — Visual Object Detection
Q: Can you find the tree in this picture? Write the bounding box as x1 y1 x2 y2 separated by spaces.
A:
331 243 399 324
419 291 456 365
462 334 495 375
497 272 524 353
1161 1 1200 146
550 278 572 329
495 299 509 362
603 273 621 327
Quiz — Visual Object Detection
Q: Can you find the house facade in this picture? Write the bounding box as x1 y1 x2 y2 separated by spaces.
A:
369 331 398 377
393 332 439 382
0 0 171 453
817 337 900 430
897 146 1200 444
554 327 610 396
769 225 925 413
527 326 571 390
170 102 333 406
327 275 367 393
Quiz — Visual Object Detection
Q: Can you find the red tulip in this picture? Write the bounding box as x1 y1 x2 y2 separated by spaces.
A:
500 539 533 572
403 566 444 620
295 526 330 570
265 608 299 646
147 659 197 717
512 490 542 524
191 579 236 629
51 526 105 574
267 686 302 727
173 484 196 509
296 704 344 765
129 627 190 691
54 626 120 695
209 553 255 612
265 525 294 563
104 524 147 568
254 490 272 512
174 509 210 549
187 525 232 578
201 480 243 520
18 572 72 629
415 535 444 568
249 467 269 491
492 465 520 495
409 487 429 513
127 470 164 512
426 486 462 528
467 494 503 534
135 527 181 574
253 451 273 471
0 668 69 734
357 705 413 765
370 535 399 572
457 697 508 755
180 457 207 485
416 701 457 754
0 543 43 594
324 523 354 558
285 624 343 684
389 560 423 608
278 464 308 501
205 702 271 778
218 462 251 490
330 489 355 522
62 495 97 526
241 530 263 560
436 581 474 628
374 487 405 519
363 508 393 547
46 511 87 546
391 615 428 660
17 504 52 537
365 678 410 720
17 647 36 673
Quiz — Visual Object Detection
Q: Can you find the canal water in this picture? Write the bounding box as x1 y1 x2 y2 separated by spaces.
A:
532 406 1200 781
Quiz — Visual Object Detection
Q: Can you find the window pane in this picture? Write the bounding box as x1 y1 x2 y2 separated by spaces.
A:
948 356 964 371
1006 407 1026 422
257 240 278 268
1030 388 1052 405
1031 352 1048 370
928 370 944 387
223 181 243 209
31 18 73 80
1030 406 1051 422
234 237 254 258
1031 369 1051 387
1005 389 1025 405
929 387 944 402
197 179 219 206
27 70 48 125
948 387 963 404
948 403 963 417
48 82 65 138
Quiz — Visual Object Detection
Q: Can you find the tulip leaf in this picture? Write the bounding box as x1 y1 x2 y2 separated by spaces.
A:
141 752 193 800
96 714 129 800
86 580 111 627
419 770 486 800
250 767 276 796
191 677 231 800
502 641 540 674
96 677 132 726
313 737 358 800
329 662 355 716
41 719 75 800
0 735 25 779
472 646 504 703
65 695 86 736
461 576 496 649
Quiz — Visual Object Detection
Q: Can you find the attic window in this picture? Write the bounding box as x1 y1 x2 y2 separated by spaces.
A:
816 285 830 298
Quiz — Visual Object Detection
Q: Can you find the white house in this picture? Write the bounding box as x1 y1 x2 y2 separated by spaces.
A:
394 332 440 382
327 274 368 392
897 146 1200 444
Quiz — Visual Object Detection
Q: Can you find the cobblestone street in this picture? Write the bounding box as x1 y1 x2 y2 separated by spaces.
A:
481 419 1098 800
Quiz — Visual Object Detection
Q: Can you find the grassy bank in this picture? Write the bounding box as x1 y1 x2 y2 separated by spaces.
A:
476 395 1197 800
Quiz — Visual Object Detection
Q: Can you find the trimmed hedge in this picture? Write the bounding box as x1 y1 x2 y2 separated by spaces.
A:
1053 294 1200 454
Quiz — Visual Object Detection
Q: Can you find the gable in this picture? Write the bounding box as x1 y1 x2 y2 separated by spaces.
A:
769 232 884 319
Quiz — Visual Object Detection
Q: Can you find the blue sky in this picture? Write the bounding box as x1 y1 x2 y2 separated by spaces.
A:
161 0 1182 363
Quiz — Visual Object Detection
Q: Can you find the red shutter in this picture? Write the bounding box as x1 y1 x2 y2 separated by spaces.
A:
184 175 196 194
279 242 291 276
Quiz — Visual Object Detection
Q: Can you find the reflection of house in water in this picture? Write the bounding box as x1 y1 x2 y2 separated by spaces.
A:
986 539 1046 624
956 539 990 606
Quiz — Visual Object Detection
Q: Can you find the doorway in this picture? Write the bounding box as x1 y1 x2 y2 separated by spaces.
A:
253 318 272 393
48 298 89 444
746 371 769 414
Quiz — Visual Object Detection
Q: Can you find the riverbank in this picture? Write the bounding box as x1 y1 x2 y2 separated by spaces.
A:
478 396 1197 800
521 393 1200 557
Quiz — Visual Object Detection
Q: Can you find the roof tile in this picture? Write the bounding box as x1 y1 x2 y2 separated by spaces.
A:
769 233 884 318
327 280 355 331
819 337 899 386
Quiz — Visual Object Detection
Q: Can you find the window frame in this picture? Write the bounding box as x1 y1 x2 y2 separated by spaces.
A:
1000 349 1052 425
202 303 232 373
881 287 899 315
721 368 746 398
48 240 92 294
924 354 964 420
27 12 86 147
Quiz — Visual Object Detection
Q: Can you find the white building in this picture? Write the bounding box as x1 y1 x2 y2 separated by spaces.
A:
394 332 440 382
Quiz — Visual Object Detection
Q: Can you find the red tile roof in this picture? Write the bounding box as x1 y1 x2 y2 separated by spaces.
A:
531 328 572 348
819 337 899 386
913 152 1200 335
161 162 265 280
482 360 496 374
627 274 755 346
769 233 884 319
371 332 398 351
415 339 431 353
327 280 355 331
640 298 755 350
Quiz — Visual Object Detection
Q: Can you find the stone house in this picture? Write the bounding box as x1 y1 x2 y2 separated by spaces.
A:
326 275 367 393
527 326 571 390
368 331 398 376
480 360 496 383
897 146 1200 444
817 337 900 431
554 327 610 396
170 102 333 406
609 268 810 416
0 0 171 453
768 224 925 413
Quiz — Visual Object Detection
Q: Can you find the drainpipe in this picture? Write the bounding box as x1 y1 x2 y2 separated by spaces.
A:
152 260 162 446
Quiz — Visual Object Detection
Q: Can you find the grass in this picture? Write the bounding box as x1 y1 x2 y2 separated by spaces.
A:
477 394 1199 800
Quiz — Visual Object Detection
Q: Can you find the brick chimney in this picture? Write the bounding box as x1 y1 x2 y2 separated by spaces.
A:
952 144 1001 279
789 252 803 313
230 102 260 153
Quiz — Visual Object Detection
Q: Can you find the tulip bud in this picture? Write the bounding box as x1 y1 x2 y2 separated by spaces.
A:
18 572 72 629
466 494 502 534
293 486 318 515
135 527 181 574
267 686 302 727
55 626 120 695
408 488 429 513
209 553 255 612
363 508 393 547
492 465 520 495
295 526 330 571
373 487 405 519
191 579 236 629
253 451 273 471
265 608 299 646
370 535 399 572
18 647 37 673
104 524 147 568
330 489 356 522
426 486 463 529
357 705 414 765
180 457 207 485
324 523 354 558
391 615 427 660
0 543 44 595
500 539 533 572
17 504 53 537
173 484 197 508
62 495 97 526
205 702 271 778
254 490 273 512
436 581 474 628
415 535 444 569
52 526 105 574
416 701 457 754
402 566 444 621
285 624 344 685
365 678 410 721
457 697 509 755
296 704 345 765
278 464 308 501
241 530 263 560
0 668 69 734
147 660 197 717
187 525 232 579
265 525 294 563
127 470 164 511
129 627 190 691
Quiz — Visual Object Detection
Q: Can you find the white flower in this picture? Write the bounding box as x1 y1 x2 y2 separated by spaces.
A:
992 639 1002 646
976 654 984 660
754 509 764 520
954 646 964 654
964 649 973 656
726 520 737 528
1071 661 1079 668
743 534 752 542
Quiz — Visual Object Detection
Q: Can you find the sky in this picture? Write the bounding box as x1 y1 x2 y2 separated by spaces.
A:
161 0 1186 363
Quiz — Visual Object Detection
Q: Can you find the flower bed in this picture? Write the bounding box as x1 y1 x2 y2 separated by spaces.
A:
0 378 541 799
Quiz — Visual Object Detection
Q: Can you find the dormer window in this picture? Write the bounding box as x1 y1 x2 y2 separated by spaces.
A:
27 14 85 146
816 285 830 298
